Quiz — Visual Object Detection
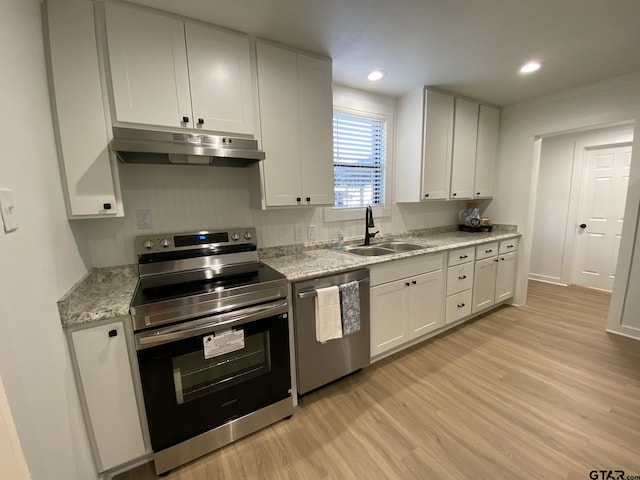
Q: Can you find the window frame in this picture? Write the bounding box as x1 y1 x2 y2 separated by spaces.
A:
324 105 392 222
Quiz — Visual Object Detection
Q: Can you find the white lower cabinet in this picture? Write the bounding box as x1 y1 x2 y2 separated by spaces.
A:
370 254 445 358
472 240 519 313
69 318 147 472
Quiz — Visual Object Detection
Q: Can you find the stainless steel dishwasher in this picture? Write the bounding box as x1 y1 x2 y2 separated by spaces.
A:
292 269 370 394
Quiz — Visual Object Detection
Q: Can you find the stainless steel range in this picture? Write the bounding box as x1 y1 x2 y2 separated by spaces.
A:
130 228 292 475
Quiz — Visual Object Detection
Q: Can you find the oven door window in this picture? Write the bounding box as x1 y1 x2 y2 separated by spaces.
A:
137 313 290 453
172 330 271 404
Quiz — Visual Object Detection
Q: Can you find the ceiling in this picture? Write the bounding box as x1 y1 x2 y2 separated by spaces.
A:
124 0 640 106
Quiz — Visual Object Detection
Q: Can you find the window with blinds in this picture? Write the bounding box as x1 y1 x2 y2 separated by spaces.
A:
333 111 386 208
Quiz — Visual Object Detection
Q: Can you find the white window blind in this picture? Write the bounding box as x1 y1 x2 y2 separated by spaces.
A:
333 111 386 208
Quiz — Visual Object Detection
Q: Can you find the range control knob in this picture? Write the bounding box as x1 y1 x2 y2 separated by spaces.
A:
244 231 253 240
143 240 155 250
231 232 240 241
160 238 171 248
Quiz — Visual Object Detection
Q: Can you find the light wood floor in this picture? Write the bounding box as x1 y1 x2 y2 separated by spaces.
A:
116 282 640 480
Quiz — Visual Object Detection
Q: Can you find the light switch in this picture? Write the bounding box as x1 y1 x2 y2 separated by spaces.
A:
0 188 18 233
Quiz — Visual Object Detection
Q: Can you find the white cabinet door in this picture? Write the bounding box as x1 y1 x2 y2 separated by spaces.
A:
472 256 497 313
298 54 334 206
422 90 454 200
105 4 192 129
256 43 303 206
371 280 408 357
47 0 120 217
407 270 445 339
450 98 478 199
185 23 255 135
474 105 499 198
71 320 146 472
496 252 518 302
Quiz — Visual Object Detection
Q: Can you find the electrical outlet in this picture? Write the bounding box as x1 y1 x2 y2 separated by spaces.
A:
136 209 153 229
307 224 315 242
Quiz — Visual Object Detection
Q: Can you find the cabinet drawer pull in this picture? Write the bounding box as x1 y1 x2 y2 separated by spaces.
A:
405 282 411 287
457 303 465 308
507 245 514 249
494 259 499 262
460 255 468 259
458 275 467 280
485 249 493 253
411 280 417 285
500 257 505 261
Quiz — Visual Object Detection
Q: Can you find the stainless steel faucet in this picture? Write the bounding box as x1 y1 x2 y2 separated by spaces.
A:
364 205 379 245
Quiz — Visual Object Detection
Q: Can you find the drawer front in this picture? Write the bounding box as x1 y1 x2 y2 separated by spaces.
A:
499 238 520 254
448 247 475 267
446 263 474 295
370 253 444 286
446 289 472 324
476 242 498 260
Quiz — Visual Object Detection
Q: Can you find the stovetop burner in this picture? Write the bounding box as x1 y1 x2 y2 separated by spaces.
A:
129 228 288 332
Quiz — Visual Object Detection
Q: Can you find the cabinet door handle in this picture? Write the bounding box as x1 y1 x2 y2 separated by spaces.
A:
197 118 204 125
296 197 301 203
476 192 481 196
494 259 499 262
452 192 457 197
182 116 190 123
108 329 118 338
458 275 466 280
405 282 411 287
306 197 311 202
424 193 429 198
485 249 493 253
457 303 465 308
500 257 505 261
103 202 112 210
411 280 417 285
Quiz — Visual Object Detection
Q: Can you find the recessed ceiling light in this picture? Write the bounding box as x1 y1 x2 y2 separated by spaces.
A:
520 61 541 74
368 70 386 81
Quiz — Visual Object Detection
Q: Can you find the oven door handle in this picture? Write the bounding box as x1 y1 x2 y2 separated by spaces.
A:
135 299 288 350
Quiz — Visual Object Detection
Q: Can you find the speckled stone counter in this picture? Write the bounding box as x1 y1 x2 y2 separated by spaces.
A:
57 225 519 327
260 226 520 282
58 265 138 328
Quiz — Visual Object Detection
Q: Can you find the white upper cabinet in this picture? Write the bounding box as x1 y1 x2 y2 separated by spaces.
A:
105 4 255 135
450 98 479 199
185 23 255 134
397 87 499 203
46 0 122 218
256 42 333 207
474 105 500 198
397 88 454 202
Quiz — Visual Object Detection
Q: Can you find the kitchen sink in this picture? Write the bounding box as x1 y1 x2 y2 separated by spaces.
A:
374 241 426 252
343 241 428 257
343 246 395 256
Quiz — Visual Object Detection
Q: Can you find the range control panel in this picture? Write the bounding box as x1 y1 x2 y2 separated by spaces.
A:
135 228 257 255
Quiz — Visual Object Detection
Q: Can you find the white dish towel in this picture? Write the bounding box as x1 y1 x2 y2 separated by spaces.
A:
315 285 343 343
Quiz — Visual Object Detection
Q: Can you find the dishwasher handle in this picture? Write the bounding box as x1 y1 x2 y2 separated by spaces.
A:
297 278 370 299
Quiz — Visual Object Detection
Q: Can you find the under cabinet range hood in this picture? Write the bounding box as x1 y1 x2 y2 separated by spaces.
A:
110 127 265 167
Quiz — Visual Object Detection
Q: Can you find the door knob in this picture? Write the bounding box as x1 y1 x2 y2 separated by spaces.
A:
579 223 587 229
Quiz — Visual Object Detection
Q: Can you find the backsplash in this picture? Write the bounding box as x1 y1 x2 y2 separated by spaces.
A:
72 163 482 267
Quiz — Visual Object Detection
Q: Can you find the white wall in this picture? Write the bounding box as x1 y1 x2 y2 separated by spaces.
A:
76 85 464 267
530 125 634 285
487 72 640 337
0 1 97 478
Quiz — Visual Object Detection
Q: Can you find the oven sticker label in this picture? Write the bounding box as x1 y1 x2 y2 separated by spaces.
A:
203 329 245 359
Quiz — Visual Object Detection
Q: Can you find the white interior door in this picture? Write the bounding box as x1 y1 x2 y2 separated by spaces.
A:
573 145 632 290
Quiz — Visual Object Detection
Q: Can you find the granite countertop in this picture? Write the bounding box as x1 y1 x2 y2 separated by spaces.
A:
261 226 520 282
58 265 138 328
57 225 520 328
